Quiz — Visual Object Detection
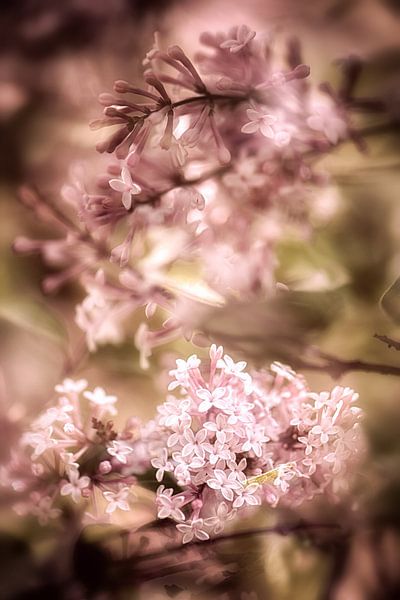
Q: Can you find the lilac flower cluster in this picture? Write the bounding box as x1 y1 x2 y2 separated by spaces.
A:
1 378 148 524
147 345 364 542
3 345 363 540
13 25 377 365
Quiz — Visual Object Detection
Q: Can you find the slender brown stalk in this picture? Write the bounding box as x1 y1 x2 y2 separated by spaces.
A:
295 351 400 379
135 521 341 563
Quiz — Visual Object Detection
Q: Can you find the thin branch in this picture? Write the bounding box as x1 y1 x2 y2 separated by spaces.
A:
307 121 399 163
374 334 400 352
170 93 247 111
132 163 231 210
296 351 400 379
135 521 341 563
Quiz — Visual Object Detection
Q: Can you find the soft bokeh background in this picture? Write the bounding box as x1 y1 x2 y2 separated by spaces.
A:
1 1 400 598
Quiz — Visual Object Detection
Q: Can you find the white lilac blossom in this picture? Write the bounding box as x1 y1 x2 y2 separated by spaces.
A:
13 25 383 365
83 386 118 416
147 345 364 542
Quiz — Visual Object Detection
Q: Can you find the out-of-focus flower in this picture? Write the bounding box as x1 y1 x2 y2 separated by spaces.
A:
84 386 118 416
220 25 256 54
307 100 348 144
14 23 378 367
23 427 56 458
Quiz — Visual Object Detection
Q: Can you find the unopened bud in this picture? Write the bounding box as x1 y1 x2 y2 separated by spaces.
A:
12 236 39 254
98 93 116 106
99 460 112 474
293 64 310 79
114 80 130 93
32 463 44 476
167 45 185 61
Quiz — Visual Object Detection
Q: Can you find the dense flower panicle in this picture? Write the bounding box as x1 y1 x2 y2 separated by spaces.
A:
2 379 147 523
3 345 364 541
13 24 385 365
147 346 364 542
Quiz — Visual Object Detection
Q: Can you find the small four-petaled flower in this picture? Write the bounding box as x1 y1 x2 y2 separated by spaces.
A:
109 166 141 210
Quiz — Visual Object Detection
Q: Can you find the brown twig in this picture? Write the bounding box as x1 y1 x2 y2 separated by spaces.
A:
374 334 400 353
135 521 341 563
295 351 400 379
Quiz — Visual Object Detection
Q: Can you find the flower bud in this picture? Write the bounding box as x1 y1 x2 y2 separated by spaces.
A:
293 64 310 79
99 461 112 475
113 79 130 93
98 93 116 106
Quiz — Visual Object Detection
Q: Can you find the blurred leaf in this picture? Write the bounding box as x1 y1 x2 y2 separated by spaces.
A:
380 277 400 324
276 237 349 291
199 289 344 366
160 273 225 307
156 258 226 307
94 341 146 375
327 185 395 299
0 296 66 344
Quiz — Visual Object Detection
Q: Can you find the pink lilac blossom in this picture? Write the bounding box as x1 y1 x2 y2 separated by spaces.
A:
13 25 380 366
3 379 147 522
60 468 90 503
2 345 363 539
103 487 131 513
109 165 142 210
219 25 256 54
146 345 364 542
